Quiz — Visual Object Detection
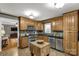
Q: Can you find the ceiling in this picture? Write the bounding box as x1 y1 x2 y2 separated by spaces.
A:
0 3 79 21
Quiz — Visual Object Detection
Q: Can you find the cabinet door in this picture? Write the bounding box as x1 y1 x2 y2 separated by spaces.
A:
52 20 56 30
52 17 63 31
20 19 26 30
38 22 43 30
63 14 70 31
37 22 40 30
40 23 43 30
38 36 43 40
43 36 48 42
34 21 43 30
69 31 78 55
19 37 28 48
29 20 35 26
68 12 78 31
63 31 70 54
64 31 78 55
63 11 78 55
34 22 38 30
58 18 63 30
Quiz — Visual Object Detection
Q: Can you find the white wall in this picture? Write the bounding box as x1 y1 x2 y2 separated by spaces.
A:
3 25 17 37
2 24 19 48
17 25 19 47
0 23 3 51
0 37 2 51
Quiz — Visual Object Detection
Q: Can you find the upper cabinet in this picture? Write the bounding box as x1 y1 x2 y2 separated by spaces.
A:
19 17 35 30
19 17 27 30
37 22 43 30
51 16 63 31
34 21 43 30
63 11 78 31
19 16 43 30
43 16 63 31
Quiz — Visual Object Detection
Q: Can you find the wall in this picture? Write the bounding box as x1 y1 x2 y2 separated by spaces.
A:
3 24 19 47
0 23 3 51
0 37 1 51
3 25 17 37
0 13 18 20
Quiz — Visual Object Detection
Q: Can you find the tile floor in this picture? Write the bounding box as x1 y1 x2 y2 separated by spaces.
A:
0 47 70 56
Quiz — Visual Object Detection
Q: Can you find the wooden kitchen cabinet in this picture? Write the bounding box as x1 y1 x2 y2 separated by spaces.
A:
38 22 43 30
43 16 63 31
52 20 56 30
38 36 43 40
57 18 63 30
34 21 38 30
19 17 27 30
19 16 36 30
63 12 78 31
52 17 63 31
43 35 48 42
19 16 44 30
19 37 28 48
63 11 78 55
34 21 43 30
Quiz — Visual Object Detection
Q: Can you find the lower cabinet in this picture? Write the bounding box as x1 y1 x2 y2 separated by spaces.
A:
19 37 28 48
63 31 78 55
43 36 48 42
38 36 43 40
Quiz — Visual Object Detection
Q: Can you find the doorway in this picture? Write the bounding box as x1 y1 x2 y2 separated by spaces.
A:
0 17 19 51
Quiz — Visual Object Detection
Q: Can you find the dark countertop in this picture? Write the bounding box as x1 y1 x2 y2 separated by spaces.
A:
20 32 55 37
20 33 63 39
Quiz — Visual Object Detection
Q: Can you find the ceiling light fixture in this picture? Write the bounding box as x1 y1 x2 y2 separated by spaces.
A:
25 10 39 19
48 0 65 8
29 13 34 19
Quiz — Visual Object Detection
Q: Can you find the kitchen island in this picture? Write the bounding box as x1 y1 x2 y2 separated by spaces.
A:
30 40 50 56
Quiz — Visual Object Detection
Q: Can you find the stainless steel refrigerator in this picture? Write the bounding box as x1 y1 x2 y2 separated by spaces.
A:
49 37 56 48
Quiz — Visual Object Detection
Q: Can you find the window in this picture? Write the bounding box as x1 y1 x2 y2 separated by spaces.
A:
44 23 51 33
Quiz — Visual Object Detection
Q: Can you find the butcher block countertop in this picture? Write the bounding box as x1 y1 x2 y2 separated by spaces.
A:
30 41 50 48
